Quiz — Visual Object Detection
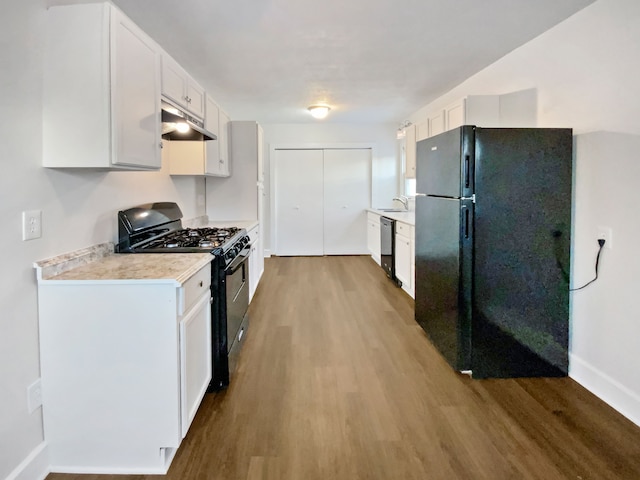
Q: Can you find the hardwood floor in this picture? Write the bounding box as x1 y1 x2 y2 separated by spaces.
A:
48 256 640 480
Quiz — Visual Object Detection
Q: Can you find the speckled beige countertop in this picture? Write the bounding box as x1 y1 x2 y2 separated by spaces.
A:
184 216 258 232
35 242 212 285
367 208 415 226
206 219 259 231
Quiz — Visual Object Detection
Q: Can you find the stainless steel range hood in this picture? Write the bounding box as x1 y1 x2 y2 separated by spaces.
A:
161 100 217 141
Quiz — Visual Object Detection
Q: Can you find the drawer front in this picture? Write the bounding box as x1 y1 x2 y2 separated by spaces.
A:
396 221 411 237
181 264 211 315
247 225 259 244
367 212 381 224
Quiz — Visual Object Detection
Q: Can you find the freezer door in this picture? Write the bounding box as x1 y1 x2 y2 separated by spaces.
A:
416 126 474 198
415 195 472 370
472 127 572 378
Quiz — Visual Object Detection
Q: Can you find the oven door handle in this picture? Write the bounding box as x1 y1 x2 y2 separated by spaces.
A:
225 248 250 275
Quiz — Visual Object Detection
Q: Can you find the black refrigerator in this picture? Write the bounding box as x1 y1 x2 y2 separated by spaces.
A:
415 126 572 378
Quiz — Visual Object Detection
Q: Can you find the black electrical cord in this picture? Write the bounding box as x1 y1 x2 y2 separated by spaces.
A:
570 239 606 291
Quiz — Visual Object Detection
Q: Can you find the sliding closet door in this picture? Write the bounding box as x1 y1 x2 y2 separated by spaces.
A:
274 149 324 256
323 149 371 254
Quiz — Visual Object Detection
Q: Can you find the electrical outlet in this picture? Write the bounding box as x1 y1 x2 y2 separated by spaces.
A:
27 379 42 413
597 225 613 250
22 210 42 240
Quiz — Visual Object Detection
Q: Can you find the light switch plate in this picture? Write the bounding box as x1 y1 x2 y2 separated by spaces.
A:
22 210 42 240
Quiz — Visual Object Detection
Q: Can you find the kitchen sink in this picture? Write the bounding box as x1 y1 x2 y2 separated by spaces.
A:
379 208 407 212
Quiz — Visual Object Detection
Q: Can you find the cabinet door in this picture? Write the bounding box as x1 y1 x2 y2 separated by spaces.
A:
367 217 381 264
429 110 445 137
274 149 324 256
405 124 417 179
205 96 220 135
248 241 258 302
445 99 466 131
186 81 205 119
161 56 188 108
179 293 211 438
323 149 371 255
204 97 221 175
395 232 411 288
111 9 161 169
256 235 264 284
218 110 230 176
247 226 261 302
416 122 430 142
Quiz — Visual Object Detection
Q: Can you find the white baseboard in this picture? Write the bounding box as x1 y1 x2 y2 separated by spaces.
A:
263 249 271 258
569 353 640 427
5 442 49 480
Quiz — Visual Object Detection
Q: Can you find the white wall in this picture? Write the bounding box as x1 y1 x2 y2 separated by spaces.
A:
409 0 640 425
261 123 398 253
0 2 204 478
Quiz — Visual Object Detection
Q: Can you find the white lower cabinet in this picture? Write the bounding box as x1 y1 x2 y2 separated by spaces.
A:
395 221 415 298
367 212 381 265
247 224 264 302
180 292 212 438
37 263 212 474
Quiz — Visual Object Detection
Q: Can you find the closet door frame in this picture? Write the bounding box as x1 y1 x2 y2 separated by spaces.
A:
269 142 376 257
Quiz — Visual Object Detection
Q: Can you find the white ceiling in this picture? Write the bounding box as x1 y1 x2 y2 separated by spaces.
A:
109 0 596 125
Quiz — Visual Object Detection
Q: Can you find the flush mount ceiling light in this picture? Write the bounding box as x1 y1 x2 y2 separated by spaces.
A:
308 105 331 119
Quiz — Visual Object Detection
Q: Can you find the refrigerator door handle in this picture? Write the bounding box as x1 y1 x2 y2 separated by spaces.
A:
463 207 470 239
464 155 470 189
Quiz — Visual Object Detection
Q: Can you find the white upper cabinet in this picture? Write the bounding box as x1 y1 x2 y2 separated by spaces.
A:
444 95 500 131
204 96 223 176
416 122 429 142
205 95 220 134
428 110 446 137
161 55 205 119
43 3 161 170
167 96 230 177
217 109 231 177
445 100 466 130
404 124 417 179
412 95 503 147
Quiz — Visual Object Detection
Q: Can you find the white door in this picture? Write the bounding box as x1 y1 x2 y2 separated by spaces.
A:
274 149 324 255
323 149 371 254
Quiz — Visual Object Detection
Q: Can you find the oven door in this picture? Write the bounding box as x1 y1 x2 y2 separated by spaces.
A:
225 248 250 357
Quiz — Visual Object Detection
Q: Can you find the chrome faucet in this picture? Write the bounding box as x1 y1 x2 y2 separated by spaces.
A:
392 195 409 210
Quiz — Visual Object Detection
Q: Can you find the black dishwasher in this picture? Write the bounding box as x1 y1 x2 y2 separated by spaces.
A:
380 216 401 287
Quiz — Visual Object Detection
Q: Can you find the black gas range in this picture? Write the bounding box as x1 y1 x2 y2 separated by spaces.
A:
116 202 251 391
